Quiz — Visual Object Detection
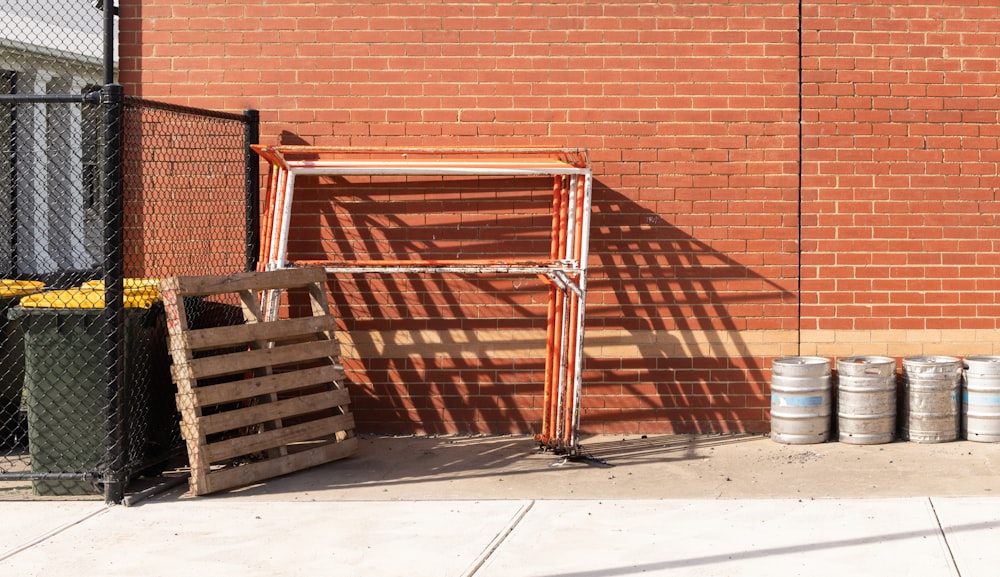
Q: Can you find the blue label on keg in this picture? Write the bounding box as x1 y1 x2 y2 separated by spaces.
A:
773 395 824 407
964 392 1000 406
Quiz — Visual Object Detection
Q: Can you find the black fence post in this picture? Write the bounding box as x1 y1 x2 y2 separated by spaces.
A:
102 83 126 504
103 1 116 85
244 109 260 272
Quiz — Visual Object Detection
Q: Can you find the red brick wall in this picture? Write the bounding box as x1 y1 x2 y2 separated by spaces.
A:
801 2 1000 332
120 1 1000 437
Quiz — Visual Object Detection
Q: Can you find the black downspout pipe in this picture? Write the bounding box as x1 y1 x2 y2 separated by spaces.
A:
797 0 803 355
244 109 260 272
101 83 125 504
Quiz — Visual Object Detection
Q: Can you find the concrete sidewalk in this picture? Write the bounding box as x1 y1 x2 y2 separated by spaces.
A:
2 434 998 576
1 497 997 576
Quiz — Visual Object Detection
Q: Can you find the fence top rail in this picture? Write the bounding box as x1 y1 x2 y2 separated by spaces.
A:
125 96 252 123
0 93 99 104
251 145 591 175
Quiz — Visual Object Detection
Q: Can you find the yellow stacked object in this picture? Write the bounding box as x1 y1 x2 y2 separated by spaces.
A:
0 280 45 298
78 278 160 292
19 278 160 309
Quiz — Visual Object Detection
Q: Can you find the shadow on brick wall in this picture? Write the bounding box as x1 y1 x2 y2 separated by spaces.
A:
278 156 794 436
582 182 796 434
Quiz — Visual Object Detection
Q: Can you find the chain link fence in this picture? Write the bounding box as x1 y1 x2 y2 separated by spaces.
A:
0 2 258 502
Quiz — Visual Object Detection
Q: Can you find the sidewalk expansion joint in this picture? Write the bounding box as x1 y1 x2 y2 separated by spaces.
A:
460 500 535 577
928 497 962 577
0 505 112 563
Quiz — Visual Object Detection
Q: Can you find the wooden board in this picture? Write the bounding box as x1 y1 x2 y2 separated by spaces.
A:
160 267 357 496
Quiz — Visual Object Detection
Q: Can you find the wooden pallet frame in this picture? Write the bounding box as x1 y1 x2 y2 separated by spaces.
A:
160 267 357 496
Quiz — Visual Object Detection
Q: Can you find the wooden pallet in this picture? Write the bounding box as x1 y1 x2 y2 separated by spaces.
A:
160 267 357 496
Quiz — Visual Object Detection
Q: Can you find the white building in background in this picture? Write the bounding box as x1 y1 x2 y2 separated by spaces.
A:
0 1 115 276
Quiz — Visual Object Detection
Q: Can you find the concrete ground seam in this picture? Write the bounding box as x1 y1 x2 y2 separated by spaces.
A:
461 500 535 577
0 505 111 563
929 497 963 577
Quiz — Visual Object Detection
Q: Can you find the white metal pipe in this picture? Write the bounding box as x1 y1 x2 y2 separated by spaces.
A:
275 170 295 268
289 163 588 177
564 175 578 264
320 264 582 276
568 172 594 450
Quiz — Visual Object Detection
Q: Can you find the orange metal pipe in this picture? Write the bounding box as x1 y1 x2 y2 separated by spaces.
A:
550 175 572 445
575 175 587 273
251 145 590 169
252 145 277 268
557 176 570 262
550 288 567 444
258 163 279 270
562 290 580 447
539 175 565 444
261 168 278 265
538 284 558 445
268 167 290 265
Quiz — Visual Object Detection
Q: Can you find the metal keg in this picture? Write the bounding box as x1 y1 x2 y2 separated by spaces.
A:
901 355 962 443
836 356 897 445
963 356 1000 442
770 356 831 445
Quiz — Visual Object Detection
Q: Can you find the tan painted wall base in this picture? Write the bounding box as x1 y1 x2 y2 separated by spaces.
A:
337 329 804 361
339 328 996 362
799 330 999 360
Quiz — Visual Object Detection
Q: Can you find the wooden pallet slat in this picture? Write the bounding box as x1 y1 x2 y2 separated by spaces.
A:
161 267 357 496
203 413 356 463
173 338 342 380
196 436 359 496
164 266 328 296
175 364 345 408
193 388 351 437
171 314 340 353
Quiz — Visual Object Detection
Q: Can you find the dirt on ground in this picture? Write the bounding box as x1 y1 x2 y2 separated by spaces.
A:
4 433 997 502
153 433 1000 502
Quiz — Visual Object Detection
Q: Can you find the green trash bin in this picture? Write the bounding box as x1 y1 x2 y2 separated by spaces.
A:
10 282 171 495
0 280 45 449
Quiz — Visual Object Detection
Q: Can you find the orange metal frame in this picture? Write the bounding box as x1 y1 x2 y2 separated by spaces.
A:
252 145 592 454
